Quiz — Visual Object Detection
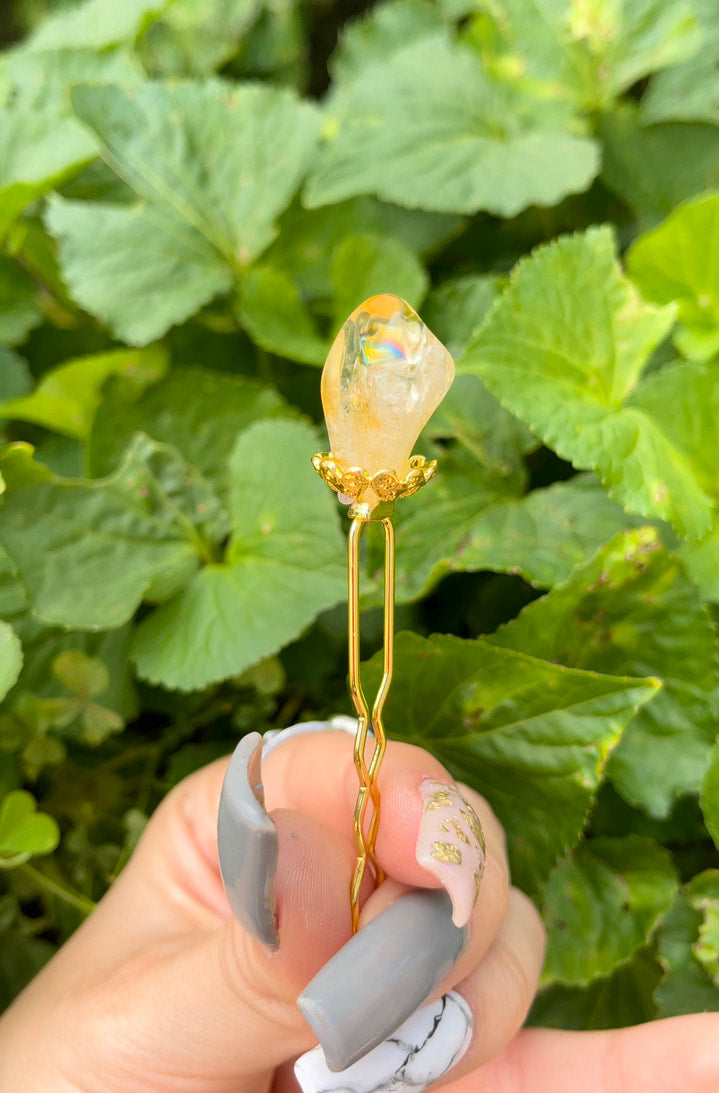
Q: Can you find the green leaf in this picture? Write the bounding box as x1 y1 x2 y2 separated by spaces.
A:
462 227 719 538
0 350 31 403
330 0 447 83
643 0 719 125
423 275 500 360
627 193 719 359
530 947 662 1030
376 471 636 606
681 512 719 602
0 46 144 107
237 265 329 365
701 740 719 851
478 0 700 112
599 108 719 227
88 366 295 485
542 836 677 986
52 650 109 697
655 871 719 1016
46 82 320 343
0 433 228 629
424 370 536 475
330 234 428 330
46 196 232 347
25 0 168 51
362 631 659 895
490 528 719 817
265 196 463 300
0 256 41 347
131 419 346 690
138 0 260 77
305 35 599 217
0 347 167 439
0 790 59 866
0 621 22 702
0 100 95 239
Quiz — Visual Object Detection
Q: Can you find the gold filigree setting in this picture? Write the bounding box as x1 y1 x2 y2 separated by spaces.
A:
312 452 437 505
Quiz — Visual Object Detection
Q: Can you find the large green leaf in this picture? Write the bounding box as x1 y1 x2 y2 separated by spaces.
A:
362 631 658 895
643 0 719 125
305 35 599 217
599 109 719 227
88 367 295 485
0 100 95 238
330 0 447 83
681 513 719 603
25 0 167 50
0 257 41 347
422 275 500 361
265 196 463 300
131 419 346 690
654 871 719 1016
0 434 227 629
627 193 719 361
478 0 699 112
530 947 662 1030
370 470 636 607
490 528 719 817
0 347 166 439
0 621 22 702
0 349 31 404
541 836 677 986
462 227 719 538
0 790 59 867
46 82 320 343
330 234 428 329
137 0 259 77
701 740 719 851
237 265 329 366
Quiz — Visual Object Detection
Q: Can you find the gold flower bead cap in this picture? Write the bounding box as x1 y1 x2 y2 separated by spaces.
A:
321 293 455 482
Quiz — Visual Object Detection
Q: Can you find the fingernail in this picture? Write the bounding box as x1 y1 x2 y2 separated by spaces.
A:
416 779 487 928
217 732 279 949
294 990 472 1093
297 890 466 1071
262 715 356 758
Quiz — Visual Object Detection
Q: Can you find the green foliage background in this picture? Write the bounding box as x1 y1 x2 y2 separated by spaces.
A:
0 0 718 1028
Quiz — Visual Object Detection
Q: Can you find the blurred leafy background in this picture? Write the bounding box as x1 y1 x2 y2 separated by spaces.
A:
0 0 718 1026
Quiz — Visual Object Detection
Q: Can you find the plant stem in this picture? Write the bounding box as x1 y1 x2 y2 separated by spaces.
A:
19 864 96 917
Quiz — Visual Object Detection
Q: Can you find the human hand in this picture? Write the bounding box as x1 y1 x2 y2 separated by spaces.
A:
0 720 715 1093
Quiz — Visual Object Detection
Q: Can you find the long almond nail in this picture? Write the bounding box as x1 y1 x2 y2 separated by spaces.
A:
295 991 472 1093
416 779 486 928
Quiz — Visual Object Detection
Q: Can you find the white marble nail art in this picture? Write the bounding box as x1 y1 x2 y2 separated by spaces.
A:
294 992 472 1093
262 717 357 757
416 779 486 928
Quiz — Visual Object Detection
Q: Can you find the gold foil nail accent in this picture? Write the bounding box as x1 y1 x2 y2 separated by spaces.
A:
426 788 456 810
461 803 486 852
431 841 463 865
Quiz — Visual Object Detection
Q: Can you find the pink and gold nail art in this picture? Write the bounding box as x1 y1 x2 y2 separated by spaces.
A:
416 779 487 928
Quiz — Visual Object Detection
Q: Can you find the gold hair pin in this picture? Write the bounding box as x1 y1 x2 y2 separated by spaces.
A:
313 294 455 932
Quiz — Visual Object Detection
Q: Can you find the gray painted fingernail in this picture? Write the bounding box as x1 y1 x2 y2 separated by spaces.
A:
297 890 466 1072
294 991 472 1093
217 732 279 949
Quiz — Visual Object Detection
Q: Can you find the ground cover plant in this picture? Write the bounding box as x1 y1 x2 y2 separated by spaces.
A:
0 0 718 1028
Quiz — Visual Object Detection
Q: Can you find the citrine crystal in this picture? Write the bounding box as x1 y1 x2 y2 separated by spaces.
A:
321 294 455 498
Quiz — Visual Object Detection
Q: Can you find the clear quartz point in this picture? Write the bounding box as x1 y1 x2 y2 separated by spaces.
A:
321 294 455 496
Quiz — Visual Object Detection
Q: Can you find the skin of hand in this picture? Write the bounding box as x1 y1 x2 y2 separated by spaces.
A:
0 730 715 1093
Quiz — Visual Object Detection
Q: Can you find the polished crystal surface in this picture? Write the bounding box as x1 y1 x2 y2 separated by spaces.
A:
321 294 455 482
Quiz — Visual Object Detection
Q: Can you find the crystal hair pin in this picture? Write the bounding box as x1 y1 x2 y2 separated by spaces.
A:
312 293 455 932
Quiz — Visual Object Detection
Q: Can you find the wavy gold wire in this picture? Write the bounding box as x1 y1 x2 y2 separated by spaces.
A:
347 515 394 933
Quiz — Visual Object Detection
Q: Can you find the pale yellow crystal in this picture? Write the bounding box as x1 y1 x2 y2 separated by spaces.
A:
321 294 455 490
